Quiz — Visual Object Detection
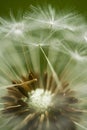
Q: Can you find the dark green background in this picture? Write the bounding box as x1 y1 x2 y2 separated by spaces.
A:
0 0 87 18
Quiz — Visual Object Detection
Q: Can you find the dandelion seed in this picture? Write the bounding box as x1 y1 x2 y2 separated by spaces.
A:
0 5 87 130
0 14 26 40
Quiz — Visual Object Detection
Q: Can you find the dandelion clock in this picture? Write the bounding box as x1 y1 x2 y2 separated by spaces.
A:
0 6 87 130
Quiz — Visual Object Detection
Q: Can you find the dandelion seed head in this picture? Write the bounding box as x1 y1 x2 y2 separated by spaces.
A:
0 5 87 130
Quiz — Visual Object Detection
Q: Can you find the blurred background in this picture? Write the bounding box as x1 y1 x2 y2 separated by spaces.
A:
0 0 87 19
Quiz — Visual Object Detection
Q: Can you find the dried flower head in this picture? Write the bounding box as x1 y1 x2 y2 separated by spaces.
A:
0 6 87 130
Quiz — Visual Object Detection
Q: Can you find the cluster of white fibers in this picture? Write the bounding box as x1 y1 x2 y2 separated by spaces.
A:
0 5 87 130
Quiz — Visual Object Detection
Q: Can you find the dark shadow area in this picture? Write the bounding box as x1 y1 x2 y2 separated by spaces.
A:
0 0 87 18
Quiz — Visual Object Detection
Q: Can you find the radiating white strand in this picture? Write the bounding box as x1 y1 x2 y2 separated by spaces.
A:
74 121 87 130
40 46 61 87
